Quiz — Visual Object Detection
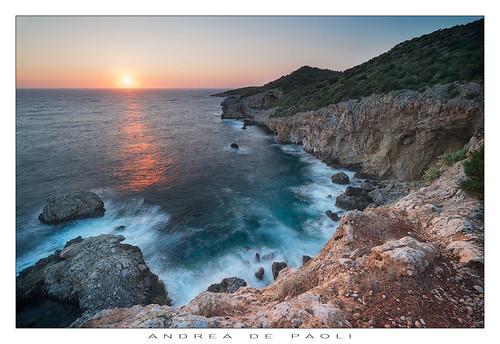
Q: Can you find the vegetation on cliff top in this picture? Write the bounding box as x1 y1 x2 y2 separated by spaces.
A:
218 66 340 98
273 19 483 116
460 146 484 199
224 19 484 117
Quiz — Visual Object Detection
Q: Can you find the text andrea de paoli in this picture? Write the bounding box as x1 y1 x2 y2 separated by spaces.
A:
147 332 352 340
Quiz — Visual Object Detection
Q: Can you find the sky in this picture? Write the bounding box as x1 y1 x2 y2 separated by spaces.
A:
16 16 482 89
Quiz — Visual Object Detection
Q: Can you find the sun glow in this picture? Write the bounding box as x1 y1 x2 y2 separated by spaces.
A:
121 75 134 87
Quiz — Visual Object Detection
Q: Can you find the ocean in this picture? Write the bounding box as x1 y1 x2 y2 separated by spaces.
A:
16 88 354 306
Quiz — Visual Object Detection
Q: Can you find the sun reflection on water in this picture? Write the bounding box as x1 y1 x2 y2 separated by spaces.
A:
114 94 176 192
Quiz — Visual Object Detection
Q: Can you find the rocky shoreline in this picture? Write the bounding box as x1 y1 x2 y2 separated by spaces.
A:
64 136 483 328
17 82 484 329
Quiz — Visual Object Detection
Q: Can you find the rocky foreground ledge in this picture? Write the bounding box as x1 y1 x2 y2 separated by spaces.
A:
68 141 484 328
17 234 171 325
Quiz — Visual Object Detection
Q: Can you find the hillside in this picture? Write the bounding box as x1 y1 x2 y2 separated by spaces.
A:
222 19 483 117
214 66 341 98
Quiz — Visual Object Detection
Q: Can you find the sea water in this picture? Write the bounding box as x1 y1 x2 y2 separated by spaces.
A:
16 89 355 306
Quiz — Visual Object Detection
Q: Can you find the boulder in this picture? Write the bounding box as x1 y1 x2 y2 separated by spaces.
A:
241 126 247 130
230 143 239 149
325 210 340 222
331 172 350 184
255 267 265 280
114 225 126 231
344 186 363 197
335 193 372 211
207 277 247 293
39 191 105 224
16 234 170 317
369 236 436 276
272 262 288 280
446 240 484 266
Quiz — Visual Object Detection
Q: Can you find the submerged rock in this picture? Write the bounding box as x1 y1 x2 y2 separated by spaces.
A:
325 210 340 222
272 262 288 280
255 267 265 280
38 191 105 224
207 277 247 293
331 172 350 184
230 143 239 149
261 252 276 261
241 126 247 130
114 225 126 231
16 234 170 317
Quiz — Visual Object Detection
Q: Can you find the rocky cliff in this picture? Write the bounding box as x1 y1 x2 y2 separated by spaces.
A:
220 82 483 181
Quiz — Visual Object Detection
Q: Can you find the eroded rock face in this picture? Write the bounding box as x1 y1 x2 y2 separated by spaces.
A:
369 236 437 276
266 83 483 181
17 234 170 316
39 191 105 224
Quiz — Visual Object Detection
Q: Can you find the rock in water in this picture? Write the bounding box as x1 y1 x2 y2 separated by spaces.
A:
230 143 239 149
335 192 372 211
255 267 265 280
241 126 247 130
114 225 126 231
16 234 171 317
344 186 362 196
325 210 340 222
207 277 247 293
38 191 105 224
331 172 350 184
272 262 288 280
302 255 312 265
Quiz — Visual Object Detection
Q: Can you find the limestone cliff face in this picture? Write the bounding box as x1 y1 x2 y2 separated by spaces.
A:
221 82 483 181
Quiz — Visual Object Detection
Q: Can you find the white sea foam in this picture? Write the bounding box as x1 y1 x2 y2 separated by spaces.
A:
17 142 359 308
16 193 170 274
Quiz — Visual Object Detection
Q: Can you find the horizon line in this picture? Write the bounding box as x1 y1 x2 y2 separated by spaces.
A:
16 87 233 90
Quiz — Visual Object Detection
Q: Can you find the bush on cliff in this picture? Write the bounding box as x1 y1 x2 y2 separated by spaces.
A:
422 148 468 185
460 146 484 199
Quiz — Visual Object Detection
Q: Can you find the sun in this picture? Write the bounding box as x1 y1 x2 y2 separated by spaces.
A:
122 75 133 87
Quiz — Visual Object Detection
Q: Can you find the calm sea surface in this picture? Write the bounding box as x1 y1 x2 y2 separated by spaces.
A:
16 89 354 305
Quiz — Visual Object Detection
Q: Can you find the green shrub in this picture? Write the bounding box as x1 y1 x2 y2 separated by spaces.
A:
460 146 484 198
422 163 444 185
422 147 468 185
441 148 467 166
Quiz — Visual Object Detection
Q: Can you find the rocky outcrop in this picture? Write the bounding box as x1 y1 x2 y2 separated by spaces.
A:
369 236 437 276
17 234 170 318
265 83 483 181
220 89 282 120
38 191 105 224
207 277 247 293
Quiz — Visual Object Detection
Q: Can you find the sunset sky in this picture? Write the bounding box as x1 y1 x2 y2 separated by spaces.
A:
16 16 481 89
